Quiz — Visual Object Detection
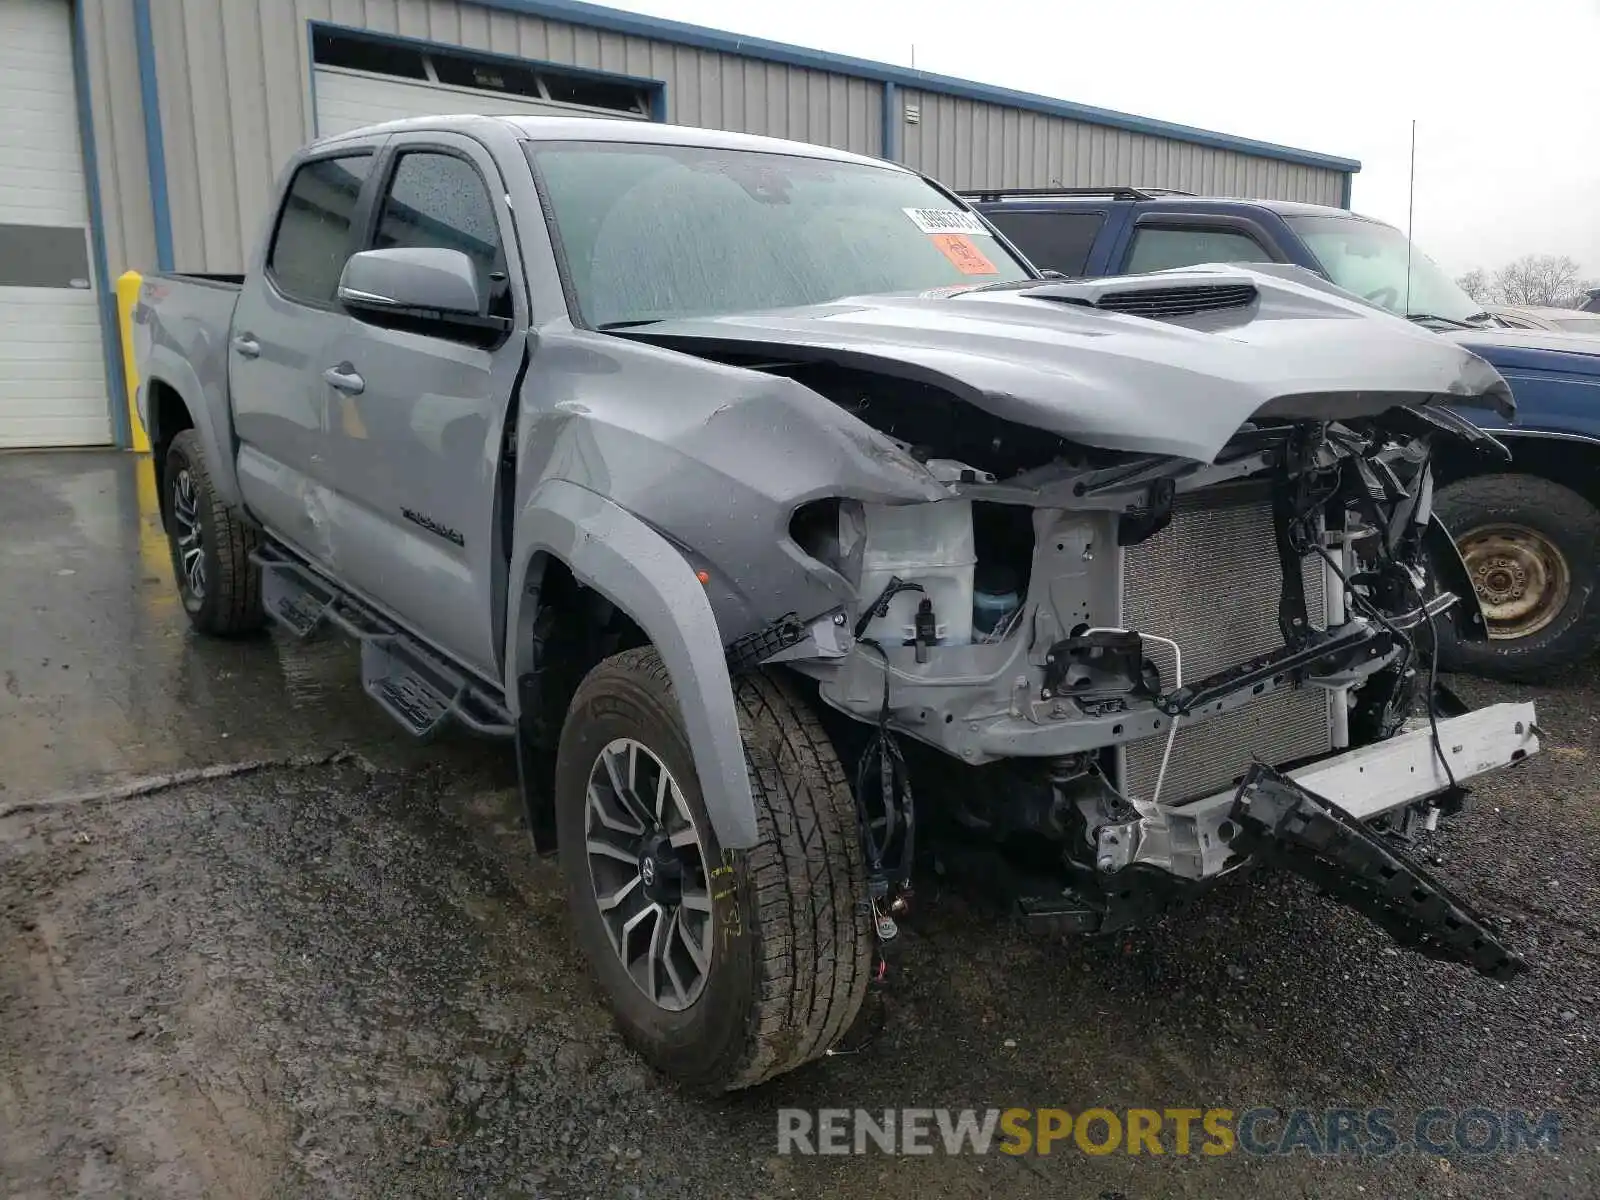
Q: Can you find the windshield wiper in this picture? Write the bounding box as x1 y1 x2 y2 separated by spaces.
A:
597 319 665 330
1406 313 1481 330
954 270 1072 295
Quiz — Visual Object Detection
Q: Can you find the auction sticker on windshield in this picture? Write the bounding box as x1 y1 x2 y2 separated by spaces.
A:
904 208 992 236
931 233 998 275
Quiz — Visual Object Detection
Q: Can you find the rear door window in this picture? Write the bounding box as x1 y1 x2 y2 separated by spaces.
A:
267 154 374 304
1124 225 1274 273
982 210 1104 275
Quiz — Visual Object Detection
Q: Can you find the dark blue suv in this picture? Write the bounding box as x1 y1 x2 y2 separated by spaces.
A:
970 188 1600 680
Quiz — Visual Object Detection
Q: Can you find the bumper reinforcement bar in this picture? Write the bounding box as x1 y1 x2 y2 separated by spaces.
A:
1230 763 1527 981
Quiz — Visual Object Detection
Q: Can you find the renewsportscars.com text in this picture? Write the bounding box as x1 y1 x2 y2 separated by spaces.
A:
776 1107 1561 1158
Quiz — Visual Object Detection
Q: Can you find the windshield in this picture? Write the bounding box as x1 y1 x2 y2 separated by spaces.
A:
526 141 1031 327
1285 214 1482 324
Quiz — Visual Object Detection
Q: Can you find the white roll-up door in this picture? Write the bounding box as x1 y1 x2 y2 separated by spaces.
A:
314 67 648 139
0 0 110 448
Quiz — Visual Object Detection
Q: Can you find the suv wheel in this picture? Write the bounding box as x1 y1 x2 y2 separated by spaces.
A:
1435 473 1600 681
163 429 264 636
554 648 872 1091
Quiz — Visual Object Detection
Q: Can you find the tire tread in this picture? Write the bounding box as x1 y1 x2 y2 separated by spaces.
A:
573 647 872 1091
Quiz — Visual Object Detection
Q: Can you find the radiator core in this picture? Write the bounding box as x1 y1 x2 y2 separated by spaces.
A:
1118 486 1332 804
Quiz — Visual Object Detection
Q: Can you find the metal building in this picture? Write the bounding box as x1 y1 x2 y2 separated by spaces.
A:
9 0 1360 449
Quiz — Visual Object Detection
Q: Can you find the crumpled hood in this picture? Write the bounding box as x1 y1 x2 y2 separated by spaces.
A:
623 265 1515 463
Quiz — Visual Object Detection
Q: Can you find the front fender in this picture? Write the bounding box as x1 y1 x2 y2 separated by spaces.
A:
505 479 758 849
141 343 242 508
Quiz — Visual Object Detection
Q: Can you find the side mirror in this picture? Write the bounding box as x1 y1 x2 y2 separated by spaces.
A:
337 248 507 343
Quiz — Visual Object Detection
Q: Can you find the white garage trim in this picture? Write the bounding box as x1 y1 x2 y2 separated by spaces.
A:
0 0 115 448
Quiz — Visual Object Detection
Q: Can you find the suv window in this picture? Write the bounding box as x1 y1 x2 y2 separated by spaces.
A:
268 153 374 304
374 151 506 314
1125 225 1273 274
982 211 1104 275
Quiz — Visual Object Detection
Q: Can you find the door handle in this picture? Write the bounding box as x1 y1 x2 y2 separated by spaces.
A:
232 334 261 358
321 365 365 395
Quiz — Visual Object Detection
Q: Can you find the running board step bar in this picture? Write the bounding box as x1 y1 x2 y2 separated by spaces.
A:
252 546 513 740
1230 763 1527 981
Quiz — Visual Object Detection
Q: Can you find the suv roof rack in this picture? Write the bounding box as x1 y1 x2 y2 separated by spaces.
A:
960 186 1196 202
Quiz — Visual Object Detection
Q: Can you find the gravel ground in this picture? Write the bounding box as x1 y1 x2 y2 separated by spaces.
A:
2 666 1596 1199
1 453 1596 1198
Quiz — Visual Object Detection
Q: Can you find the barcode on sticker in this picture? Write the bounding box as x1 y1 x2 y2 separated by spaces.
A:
903 207 991 236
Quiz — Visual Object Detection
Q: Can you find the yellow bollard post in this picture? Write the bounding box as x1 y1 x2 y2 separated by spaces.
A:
115 270 149 452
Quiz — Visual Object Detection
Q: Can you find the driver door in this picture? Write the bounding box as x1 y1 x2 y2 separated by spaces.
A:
317 132 527 678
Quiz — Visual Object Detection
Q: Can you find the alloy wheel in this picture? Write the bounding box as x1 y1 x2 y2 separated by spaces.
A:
584 737 713 1011
171 468 206 601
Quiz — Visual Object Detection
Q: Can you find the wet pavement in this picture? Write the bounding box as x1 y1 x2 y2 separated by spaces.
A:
0 452 461 800
1 450 1597 1199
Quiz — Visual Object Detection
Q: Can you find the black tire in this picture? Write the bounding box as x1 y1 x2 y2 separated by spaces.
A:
555 647 872 1092
1434 473 1600 681
163 429 265 636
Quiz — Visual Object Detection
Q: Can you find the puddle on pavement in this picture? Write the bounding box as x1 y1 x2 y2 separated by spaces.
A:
0 451 506 799
271 628 367 708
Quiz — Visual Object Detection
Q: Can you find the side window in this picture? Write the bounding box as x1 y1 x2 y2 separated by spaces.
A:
267 154 373 304
374 151 507 316
1125 225 1274 274
983 211 1105 276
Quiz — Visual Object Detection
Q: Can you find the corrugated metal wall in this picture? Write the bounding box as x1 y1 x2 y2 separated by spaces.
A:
899 90 1346 208
135 0 881 273
78 0 157 281
79 0 1349 278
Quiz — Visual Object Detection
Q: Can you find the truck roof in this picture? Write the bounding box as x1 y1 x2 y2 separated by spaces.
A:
310 113 900 172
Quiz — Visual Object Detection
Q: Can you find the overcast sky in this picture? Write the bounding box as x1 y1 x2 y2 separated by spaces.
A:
611 0 1600 281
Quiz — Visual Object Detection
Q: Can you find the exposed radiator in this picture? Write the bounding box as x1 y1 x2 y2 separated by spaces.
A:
1119 486 1332 804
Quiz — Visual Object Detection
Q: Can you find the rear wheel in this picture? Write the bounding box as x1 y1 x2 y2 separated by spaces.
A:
554 648 872 1091
163 429 264 636
1435 473 1600 680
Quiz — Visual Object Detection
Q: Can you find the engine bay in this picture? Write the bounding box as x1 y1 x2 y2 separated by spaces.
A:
762 396 1537 968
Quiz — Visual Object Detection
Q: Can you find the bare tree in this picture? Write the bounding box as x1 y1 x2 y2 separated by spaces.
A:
1456 268 1492 304
1492 254 1586 307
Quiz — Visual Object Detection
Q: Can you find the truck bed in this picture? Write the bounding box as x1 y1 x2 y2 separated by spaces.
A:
132 272 244 451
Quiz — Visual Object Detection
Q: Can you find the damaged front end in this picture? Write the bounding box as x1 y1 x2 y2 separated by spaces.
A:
679 299 1538 979
775 414 1537 976
614 267 1539 979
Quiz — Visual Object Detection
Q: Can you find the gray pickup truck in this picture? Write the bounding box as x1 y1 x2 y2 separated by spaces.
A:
135 115 1540 1092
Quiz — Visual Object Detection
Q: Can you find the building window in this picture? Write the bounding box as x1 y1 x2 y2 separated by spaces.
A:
312 28 651 118
312 30 428 79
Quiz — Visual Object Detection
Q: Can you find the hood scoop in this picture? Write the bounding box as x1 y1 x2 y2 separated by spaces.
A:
1035 280 1260 321
1094 282 1258 319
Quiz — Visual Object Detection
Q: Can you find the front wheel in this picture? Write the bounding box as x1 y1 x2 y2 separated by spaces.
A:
163 429 264 636
1434 473 1600 681
554 648 873 1091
